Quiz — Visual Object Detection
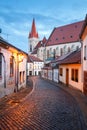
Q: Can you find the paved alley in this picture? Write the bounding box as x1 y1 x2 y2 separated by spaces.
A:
0 77 86 130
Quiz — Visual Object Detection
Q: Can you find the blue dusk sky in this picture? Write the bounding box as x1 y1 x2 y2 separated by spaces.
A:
0 0 87 52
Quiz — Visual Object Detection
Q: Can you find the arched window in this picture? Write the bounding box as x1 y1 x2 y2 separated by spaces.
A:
71 45 75 51
30 44 32 52
76 46 79 50
68 47 70 52
60 48 63 56
63 45 67 54
56 47 59 55
47 50 49 58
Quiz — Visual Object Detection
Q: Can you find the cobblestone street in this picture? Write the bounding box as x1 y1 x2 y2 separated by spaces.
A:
0 77 86 130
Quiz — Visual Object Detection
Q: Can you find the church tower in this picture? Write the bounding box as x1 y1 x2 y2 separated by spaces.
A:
28 19 39 54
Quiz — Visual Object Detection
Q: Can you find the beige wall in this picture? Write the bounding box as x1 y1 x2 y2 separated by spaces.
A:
59 64 83 92
82 35 87 70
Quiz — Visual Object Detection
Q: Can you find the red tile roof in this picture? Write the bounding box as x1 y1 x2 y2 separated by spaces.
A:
28 55 43 62
60 49 81 64
29 19 39 38
51 49 81 65
46 21 84 46
34 36 47 49
31 49 37 54
31 37 47 54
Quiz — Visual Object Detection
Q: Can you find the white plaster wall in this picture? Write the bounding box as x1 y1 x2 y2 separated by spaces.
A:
27 62 33 76
45 42 81 59
37 47 45 60
48 70 52 80
53 69 59 83
33 62 44 75
29 37 39 54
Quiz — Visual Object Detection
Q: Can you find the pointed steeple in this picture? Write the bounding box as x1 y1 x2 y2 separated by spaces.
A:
29 18 39 38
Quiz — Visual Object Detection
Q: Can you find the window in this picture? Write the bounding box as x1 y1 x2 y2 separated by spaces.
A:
20 72 22 84
10 56 14 77
23 71 25 82
71 69 74 80
84 45 87 60
0 54 2 77
75 69 78 82
47 50 49 58
60 48 63 56
76 46 79 50
68 47 70 52
71 69 78 82
30 44 32 52
60 68 63 76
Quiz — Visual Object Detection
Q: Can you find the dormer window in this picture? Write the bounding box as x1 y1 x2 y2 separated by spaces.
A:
56 38 58 41
70 35 73 38
75 25 77 28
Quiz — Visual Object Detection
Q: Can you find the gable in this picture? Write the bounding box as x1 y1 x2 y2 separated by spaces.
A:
81 26 87 40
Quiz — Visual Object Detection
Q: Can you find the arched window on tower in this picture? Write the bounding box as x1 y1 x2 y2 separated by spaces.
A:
30 44 32 52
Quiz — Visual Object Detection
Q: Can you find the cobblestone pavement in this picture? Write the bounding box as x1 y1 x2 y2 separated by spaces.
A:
0 77 86 130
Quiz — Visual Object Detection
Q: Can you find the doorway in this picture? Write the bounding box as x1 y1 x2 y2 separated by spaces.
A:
66 69 69 85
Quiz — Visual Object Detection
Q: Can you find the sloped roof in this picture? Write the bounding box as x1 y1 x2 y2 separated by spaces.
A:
34 37 47 49
46 21 84 46
51 49 81 65
59 49 81 64
31 49 37 54
31 37 47 55
0 37 28 55
28 55 43 62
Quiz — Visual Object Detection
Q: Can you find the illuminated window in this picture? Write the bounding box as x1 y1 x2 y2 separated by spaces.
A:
0 54 2 77
10 56 14 77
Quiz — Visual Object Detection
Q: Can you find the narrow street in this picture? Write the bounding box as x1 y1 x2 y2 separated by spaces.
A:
0 77 86 130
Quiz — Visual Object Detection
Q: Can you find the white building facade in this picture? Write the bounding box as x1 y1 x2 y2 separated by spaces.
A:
0 37 27 98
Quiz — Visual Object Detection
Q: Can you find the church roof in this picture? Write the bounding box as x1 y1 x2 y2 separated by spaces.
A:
29 19 39 38
46 20 84 46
